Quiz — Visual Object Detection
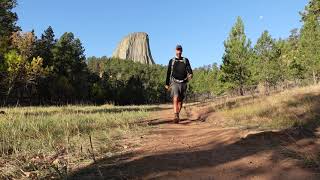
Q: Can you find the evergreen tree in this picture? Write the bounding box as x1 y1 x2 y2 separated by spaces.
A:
300 0 320 21
220 17 252 95
299 0 320 84
277 29 304 83
34 26 56 67
32 26 57 103
0 0 20 60
51 32 89 101
253 31 282 94
87 56 108 77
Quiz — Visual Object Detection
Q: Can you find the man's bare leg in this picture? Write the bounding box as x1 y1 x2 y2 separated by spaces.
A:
173 96 180 123
178 100 183 114
173 96 179 113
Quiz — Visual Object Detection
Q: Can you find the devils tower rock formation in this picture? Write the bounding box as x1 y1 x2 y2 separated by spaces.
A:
112 32 155 65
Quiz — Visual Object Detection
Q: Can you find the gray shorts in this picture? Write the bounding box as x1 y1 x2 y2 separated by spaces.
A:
170 81 187 100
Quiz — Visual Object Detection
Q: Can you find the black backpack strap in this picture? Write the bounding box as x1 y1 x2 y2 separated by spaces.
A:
170 58 176 82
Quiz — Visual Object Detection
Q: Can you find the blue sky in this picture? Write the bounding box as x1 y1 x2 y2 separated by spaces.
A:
15 0 308 67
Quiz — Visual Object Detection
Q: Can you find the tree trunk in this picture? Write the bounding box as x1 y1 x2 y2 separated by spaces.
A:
239 85 244 96
312 70 317 85
264 81 269 96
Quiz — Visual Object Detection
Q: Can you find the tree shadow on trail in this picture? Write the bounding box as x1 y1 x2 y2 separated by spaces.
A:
140 118 199 126
69 128 317 179
136 102 216 126
69 93 320 179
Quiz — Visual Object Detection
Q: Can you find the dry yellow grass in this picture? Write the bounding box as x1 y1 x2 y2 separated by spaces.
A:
0 104 153 179
220 85 320 130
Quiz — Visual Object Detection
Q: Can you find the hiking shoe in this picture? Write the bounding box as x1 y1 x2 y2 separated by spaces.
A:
173 113 180 124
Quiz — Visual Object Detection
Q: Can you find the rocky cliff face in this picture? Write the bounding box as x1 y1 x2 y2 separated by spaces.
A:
112 32 155 65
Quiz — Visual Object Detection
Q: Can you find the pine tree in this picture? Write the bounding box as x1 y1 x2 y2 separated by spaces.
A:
34 26 56 67
278 29 304 83
299 0 320 84
0 0 20 60
253 31 282 94
300 0 320 21
220 17 252 95
51 32 88 101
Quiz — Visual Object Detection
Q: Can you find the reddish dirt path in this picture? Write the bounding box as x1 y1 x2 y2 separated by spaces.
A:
71 103 320 180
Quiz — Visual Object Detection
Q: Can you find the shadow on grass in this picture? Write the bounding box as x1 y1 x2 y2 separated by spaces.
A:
286 93 320 130
68 93 320 179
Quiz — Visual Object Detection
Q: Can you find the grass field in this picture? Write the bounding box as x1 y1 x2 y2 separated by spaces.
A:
0 104 153 179
1 85 320 179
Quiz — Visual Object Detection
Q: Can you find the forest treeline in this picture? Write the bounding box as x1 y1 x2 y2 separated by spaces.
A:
0 0 319 105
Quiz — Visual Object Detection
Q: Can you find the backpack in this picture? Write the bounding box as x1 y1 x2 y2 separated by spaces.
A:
170 57 189 83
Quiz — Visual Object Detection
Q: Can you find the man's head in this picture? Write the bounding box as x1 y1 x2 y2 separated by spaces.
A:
175 45 183 58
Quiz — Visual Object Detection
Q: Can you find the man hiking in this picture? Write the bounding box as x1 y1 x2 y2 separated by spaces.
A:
165 45 193 123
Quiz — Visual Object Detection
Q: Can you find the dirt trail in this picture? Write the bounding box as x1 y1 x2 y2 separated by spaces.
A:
71 103 320 180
